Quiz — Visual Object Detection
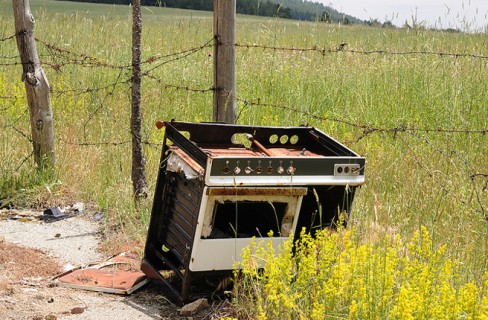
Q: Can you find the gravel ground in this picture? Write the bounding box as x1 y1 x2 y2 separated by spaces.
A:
0 210 222 320
0 217 103 266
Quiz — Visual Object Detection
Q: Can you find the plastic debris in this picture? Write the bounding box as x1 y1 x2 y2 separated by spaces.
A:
93 212 104 221
41 207 67 222
72 202 84 213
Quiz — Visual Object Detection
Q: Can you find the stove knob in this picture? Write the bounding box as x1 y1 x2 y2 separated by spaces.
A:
277 166 285 174
234 166 241 174
287 166 296 175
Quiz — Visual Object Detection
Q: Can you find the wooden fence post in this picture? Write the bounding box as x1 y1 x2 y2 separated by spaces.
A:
213 0 236 124
13 0 55 169
131 0 148 201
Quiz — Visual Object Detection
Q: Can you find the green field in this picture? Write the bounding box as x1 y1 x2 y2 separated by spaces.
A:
1 0 487 316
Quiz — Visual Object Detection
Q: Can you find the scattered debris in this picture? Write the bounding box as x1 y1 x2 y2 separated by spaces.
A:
70 307 85 314
0 203 88 224
0 200 13 210
41 207 67 222
0 209 42 222
93 212 104 222
55 252 148 295
72 202 84 213
179 298 209 316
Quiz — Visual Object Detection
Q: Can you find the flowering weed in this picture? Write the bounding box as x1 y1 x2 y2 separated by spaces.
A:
233 226 488 319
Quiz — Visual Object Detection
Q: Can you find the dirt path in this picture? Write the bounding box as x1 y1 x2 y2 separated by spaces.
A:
0 209 228 320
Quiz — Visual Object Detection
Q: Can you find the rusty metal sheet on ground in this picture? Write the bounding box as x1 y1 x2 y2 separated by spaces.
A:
56 252 148 295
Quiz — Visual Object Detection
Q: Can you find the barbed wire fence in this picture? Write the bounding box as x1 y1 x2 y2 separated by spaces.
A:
1 34 486 216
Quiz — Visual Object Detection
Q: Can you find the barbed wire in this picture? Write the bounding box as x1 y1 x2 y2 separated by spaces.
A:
58 137 160 148
32 37 214 72
407 131 486 219
234 43 488 59
2 36 487 222
50 77 131 96
0 34 15 42
141 38 213 66
0 95 23 100
141 38 213 74
15 151 33 172
0 54 19 60
237 97 488 136
36 38 130 70
143 72 214 93
397 133 486 219
82 69 127 137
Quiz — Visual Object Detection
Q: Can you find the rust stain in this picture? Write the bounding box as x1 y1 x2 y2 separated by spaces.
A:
207 187 307 196
57 252 147 294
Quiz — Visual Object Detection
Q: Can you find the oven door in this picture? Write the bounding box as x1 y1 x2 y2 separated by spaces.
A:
189 187 307 272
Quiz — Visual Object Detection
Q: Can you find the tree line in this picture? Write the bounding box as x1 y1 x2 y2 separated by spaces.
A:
59 0 365 24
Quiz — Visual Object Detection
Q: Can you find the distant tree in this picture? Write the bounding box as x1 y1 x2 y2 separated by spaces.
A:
382 20 395 28
366 18 382 27
319 11 330 23
59 0 366 24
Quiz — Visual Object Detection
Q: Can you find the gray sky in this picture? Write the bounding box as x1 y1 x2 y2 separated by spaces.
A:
320 0 488 31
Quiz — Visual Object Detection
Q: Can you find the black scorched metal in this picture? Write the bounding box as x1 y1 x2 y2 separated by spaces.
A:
141 121 365 304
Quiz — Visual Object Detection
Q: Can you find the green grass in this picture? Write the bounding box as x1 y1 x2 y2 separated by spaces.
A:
1 0 487 298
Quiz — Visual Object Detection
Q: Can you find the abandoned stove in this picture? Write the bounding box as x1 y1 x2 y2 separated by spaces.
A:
141 121 365 303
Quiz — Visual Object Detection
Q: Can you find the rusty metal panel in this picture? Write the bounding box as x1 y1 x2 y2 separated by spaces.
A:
143 121 366 304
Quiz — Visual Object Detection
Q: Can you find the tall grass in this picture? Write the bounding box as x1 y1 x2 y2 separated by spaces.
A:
0 0 487 302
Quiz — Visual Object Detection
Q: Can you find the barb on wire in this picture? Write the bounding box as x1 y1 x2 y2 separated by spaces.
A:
82 69 127 138
35 38 213 72
59 137 160 148
15 151 33 172
143 38 214 74
142 38 213 65
0 34 16 42
36 38 131 70
0 61 22 66
471 173 488 180
144 73 214 93
1 109 29 129
237 97 488 135
11 126 32 143
235 42 488 59
0 54 20 60
50 77 131 96
59 137 131 147
0 95 23 100
237 97 364 128
235 43 337 55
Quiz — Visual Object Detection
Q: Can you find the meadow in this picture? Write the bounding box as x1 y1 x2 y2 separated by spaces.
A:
1 0 487 317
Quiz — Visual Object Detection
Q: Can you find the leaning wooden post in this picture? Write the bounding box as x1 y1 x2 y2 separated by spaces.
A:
130 0 148 201
13 0 55 169
213 0 236 123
